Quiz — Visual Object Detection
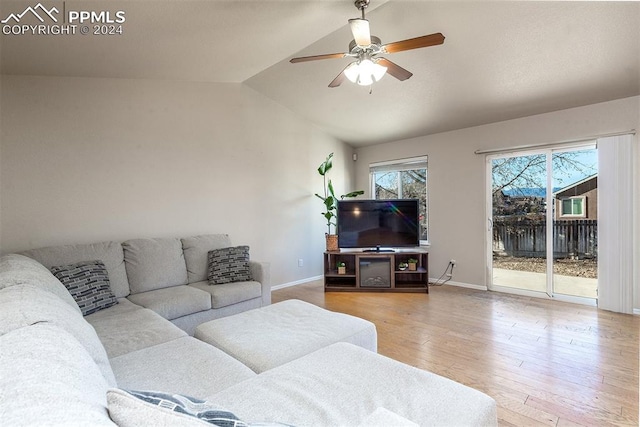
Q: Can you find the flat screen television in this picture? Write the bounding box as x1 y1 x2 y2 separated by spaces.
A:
337 199 420 251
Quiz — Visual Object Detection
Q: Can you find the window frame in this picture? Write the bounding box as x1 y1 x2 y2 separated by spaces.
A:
559 196 586 218
369 156 429 245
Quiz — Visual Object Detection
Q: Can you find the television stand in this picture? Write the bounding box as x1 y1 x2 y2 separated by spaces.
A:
363 246 395 253
323 250 428 293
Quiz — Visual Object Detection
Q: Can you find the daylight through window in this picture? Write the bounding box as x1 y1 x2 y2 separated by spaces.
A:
369 156 428 242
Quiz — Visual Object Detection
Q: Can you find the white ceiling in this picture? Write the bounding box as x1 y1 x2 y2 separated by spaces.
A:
1 1 639 146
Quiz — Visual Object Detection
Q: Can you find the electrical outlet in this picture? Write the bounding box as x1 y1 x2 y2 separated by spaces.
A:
450 259 456 266
298 259 304 267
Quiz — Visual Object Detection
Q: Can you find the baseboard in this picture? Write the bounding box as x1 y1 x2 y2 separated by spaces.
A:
430 278 487 291
271 275 323 291
274 276 487 291
634 308 640 316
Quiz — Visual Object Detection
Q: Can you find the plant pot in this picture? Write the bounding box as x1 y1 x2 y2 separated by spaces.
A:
337 266 346 275
408 263 417 271
326 234 339 252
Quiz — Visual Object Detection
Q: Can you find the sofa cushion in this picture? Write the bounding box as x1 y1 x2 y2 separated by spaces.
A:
0 284 117 387
123 238 188 294
86 297 144 321
190 280 262 309
182 234 232 283
21 241 130 298
0 324 116 426
107 389 248 427
86 306 187 358
127 286 211 320
208 342 497 426
207 246 252 285
51 260 118 316
0 254 81 313
194 299 377 373
109 337 256 397
358 408 419 427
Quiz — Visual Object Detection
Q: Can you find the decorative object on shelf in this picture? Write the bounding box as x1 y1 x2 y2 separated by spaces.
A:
315 152 364 252
398 262 408 271
408 258 418 271
337 262 346 275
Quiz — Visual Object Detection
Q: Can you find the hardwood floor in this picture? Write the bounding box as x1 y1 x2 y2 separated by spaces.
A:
272 281 639 426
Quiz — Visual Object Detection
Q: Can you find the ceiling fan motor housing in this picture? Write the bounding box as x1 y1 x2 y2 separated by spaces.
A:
354 0 370 12
349 36 382 54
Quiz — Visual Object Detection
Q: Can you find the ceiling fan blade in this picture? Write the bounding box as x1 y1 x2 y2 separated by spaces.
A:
349 18 371 46
382 33 445 54
290 53 347 64
328 63 353 88
376 58 413 81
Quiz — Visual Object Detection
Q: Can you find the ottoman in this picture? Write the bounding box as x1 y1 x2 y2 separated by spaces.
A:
194 299 377 372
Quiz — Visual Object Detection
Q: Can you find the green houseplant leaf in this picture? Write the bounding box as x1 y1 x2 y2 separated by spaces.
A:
315 153 364 235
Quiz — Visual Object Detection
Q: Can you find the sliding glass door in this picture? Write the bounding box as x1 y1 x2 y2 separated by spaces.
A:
491 152 548 294
551 147 598 299
488 145 598 303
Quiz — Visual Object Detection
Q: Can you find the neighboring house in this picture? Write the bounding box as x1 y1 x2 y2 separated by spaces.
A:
493 190 546 217
553 174 597 220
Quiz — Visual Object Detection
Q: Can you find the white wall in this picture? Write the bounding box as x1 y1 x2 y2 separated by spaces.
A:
354 96 639 307
0 75 355 287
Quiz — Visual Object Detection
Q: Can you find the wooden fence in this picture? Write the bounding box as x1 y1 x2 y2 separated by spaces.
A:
493 218 597 259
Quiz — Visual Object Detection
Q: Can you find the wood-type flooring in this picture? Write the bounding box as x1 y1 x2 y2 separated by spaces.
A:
272 281 639 426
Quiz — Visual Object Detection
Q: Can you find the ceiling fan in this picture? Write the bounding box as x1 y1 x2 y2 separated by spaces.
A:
290 0 445 88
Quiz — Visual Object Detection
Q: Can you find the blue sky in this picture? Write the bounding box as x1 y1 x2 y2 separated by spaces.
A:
493 148 598 194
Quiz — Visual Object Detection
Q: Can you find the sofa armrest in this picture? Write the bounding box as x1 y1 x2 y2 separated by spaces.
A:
249 261 271 306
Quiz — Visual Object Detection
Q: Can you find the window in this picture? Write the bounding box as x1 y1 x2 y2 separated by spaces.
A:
560 196 585 217
369 156 428 242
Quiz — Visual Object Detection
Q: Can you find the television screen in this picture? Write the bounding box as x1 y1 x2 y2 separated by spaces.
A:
337 199 420 250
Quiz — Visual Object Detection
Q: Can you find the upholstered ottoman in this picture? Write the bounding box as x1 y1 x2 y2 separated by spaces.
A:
194 299 377 372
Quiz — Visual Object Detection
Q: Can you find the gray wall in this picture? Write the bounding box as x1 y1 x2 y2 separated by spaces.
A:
0 75 356 287
354 96 640 308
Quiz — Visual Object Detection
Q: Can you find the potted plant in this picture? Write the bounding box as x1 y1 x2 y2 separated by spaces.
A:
337 261 346 275
315 153 364 251
408 258 418 271
398 262 409 271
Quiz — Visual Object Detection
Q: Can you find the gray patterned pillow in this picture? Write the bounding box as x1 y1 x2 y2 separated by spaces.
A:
50 260 118 316
207 246 252 285
107 389 248 427
107 389 294 427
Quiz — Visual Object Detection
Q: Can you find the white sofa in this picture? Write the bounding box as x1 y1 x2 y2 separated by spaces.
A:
0 234 498 426
20 234 270 335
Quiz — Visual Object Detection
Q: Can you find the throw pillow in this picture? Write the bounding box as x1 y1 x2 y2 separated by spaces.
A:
50 260 118 316
107 389 248 427
207 246 252 285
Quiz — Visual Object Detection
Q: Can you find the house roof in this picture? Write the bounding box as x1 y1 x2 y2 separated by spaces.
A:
553 174 598 197
1 1 638 146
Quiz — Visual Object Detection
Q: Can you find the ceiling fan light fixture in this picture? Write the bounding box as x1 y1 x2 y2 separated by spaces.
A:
344 59 387 86
348 18 371 47
344 62 360 83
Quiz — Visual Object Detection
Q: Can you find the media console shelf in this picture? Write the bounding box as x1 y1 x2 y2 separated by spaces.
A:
324 250 428 293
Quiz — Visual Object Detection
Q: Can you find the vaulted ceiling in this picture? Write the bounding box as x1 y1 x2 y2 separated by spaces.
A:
1 1 639 146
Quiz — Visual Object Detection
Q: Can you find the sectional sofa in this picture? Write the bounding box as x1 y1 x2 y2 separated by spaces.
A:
0 234 498 426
